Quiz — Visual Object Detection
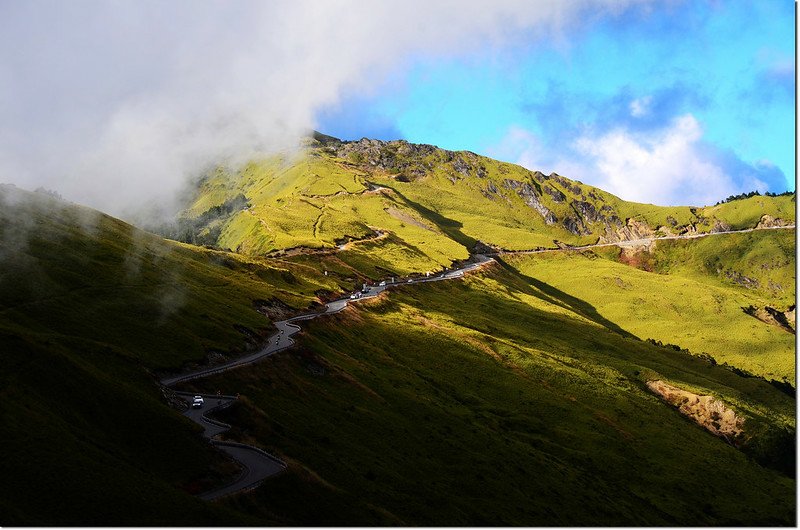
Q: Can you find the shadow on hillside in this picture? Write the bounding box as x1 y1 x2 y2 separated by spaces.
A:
371 182 478 250
493 257 637 339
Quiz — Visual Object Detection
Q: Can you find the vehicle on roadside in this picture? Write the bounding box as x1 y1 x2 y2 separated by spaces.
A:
407 279 413 283
379 281 386 286
192 396 204 408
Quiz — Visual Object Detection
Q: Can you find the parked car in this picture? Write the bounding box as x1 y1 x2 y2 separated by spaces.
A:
192 396 204 408
407 279 413 283
379 281 386 286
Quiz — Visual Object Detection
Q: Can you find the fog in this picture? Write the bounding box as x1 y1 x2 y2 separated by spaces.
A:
0 0 638 222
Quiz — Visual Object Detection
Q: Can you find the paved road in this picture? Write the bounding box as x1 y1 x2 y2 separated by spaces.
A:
161 255 493 500
495 224 795 256
160 254 493 387
161 225 793 499
199 443 286 500
174 392 287 500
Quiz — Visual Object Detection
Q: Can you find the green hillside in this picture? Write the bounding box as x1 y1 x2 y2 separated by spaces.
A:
0 185 340 525
178 264 795 525
0 132 795 525
171 135 795 273
505 232 795 382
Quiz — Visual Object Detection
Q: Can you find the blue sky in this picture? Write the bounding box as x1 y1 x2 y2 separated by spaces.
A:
1 1 793 214
317 0 795 206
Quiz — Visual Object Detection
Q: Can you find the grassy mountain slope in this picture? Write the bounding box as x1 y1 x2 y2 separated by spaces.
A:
1 129 795 526
505 233 795 381
0 185 343 525
173 136 795 272
179 265 795 526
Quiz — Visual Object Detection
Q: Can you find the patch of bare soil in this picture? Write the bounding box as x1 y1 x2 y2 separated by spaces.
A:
646 380 745 445
742 304 796 334
385 207 435 231
617 246 655 272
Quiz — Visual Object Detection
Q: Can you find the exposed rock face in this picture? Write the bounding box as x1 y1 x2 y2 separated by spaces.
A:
473 240 497 254
571 200 602 224
646 380 745 445
756 214 791 229
598 217 655 243
481 180 500 200
530 171 547 183
502 179 558 225
742 305 796 334
710 219 731 233
520 184 558 225
543 185 566 203
722 269 760 289
450 153 488 179
786 305 796 328
562 216 581 235
254 297 298 320
332 138 437 178
551 173 582 195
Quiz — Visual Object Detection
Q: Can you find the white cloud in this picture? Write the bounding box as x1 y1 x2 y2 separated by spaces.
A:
628 95 652 117
496 114 763 206
571 114 740 205
486 126 549 171
0 0 644 221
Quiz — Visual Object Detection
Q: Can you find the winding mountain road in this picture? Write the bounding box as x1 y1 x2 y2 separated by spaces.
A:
172 391 287 500
160 254 493 500
161 224 793 500
161 254 492 387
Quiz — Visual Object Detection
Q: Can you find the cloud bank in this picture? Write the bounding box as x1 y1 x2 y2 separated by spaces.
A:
492 111 786 207
0 0 639 221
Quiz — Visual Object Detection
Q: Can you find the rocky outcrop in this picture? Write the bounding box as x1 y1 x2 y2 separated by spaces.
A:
520 184 557 225
543 185 566 203
562 216 581 235
333 138 437 178
530 171 547 183
450 152 488 179
481 180 500 200
756 214 791 229
571 200 603 224
646 380 745 445
598 217 655 243
550 173 582 195
742 305 796 334
710 219 731 233
722 269 759 289
503 179 558 225
473 240 498 254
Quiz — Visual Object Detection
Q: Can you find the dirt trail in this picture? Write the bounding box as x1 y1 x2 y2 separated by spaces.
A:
495 224 795 256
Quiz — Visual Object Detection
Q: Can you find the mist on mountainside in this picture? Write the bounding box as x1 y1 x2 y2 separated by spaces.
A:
0 0 637 224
